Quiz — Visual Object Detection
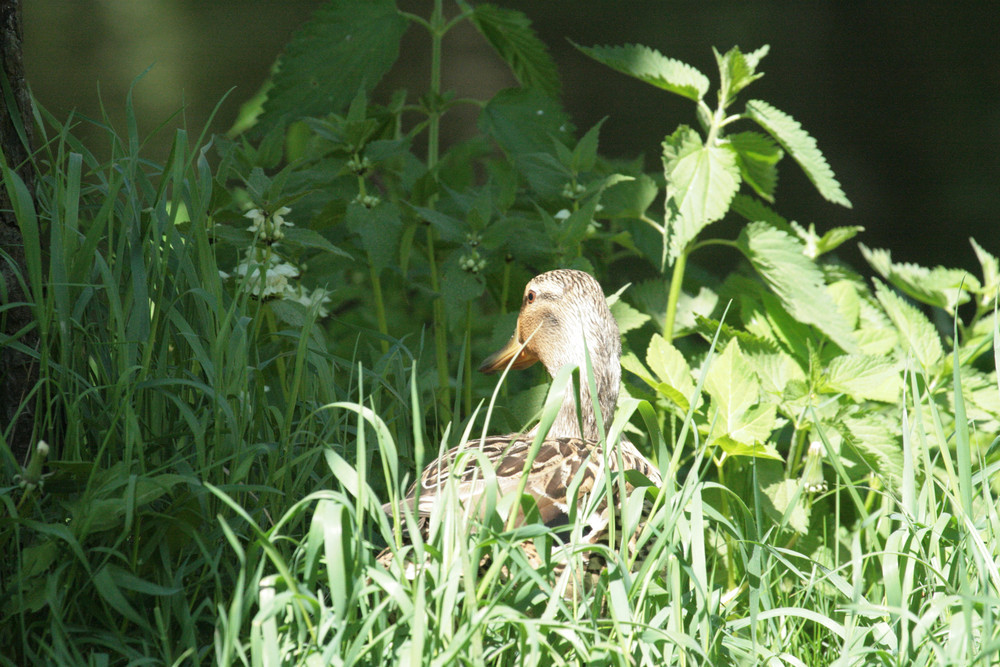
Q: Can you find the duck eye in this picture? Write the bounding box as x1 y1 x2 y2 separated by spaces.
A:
526 290 536 304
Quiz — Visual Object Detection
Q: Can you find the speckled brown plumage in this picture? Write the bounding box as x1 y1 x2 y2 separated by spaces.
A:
379 269 661 590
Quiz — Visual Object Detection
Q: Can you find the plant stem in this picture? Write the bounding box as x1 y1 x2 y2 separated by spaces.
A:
369 261 389 356
426 0 450 420
664 245 687 340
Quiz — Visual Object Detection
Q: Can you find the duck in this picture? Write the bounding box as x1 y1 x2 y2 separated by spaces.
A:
381 269 661 582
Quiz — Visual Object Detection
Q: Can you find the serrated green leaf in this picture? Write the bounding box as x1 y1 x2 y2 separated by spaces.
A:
737 222 858 352
663 126 740 261
823 354 901 403
792 222 865 259
344 200 401 271
837 412 903 488
861 244 978 313
469 4 560 97
598 173 659 220
758 468 808 532
971 237 999 301
749 351 806 400
744 99 851 208
572 117 607 173
873 279 944 372
479 87 574 158
855 297 899 356
611 299 650 335
730 193 795 234
573 42 710 101
516 152 573 199
256 0 409 134
729 131 782 202
729 403 778 447
646 334 695 406
716 46 766 104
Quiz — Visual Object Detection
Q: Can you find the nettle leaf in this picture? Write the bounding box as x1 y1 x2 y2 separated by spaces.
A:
573 42 710 102
256 0 409 134
873 279 944 372
744 99 851 208
467 3 560 97
823 354 901 403
611 299 650 335
838 412 903 488
344 200 401 271
737 222 858 352
729 131 782 202
791 221 865 259
662 126 740 262
646 334 696 409
971 237 999 299
572 117 607 173
514 152 572 199
479 88 574 157
598 174 659 220
716 45 767 104
750 351 807 401
731 194 794 234
861 244 978 313
855 297 899 356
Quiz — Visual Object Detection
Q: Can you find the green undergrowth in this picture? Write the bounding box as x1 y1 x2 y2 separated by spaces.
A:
2 0 1000 665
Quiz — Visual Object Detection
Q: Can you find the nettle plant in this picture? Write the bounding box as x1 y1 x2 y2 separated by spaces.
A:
212 0 999 556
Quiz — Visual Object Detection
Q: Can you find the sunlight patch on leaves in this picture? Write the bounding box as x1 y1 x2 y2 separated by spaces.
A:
823 354 902 403
729 131 782 202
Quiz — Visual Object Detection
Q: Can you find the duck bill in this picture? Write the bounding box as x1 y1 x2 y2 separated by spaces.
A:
478 335 538 374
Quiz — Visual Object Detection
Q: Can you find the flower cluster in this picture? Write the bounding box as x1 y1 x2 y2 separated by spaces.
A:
245 206 293 244
222 205 332 316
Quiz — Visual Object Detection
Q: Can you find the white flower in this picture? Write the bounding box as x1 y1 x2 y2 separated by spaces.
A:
285 284 332 317
245 206 294 243
233 251 300 299
554 209 571 221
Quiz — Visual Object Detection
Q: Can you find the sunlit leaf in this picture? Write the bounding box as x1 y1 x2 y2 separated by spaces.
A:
573 42 710 101
468 3 560 97
744 99 851 208
873 279 944 372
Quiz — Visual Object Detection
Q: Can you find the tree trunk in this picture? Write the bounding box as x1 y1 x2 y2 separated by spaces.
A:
1 0 38 462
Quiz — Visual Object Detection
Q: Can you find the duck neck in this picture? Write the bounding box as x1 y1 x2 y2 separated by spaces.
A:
548 358 620 441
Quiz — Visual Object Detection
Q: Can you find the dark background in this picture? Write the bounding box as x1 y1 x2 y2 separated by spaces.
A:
23 1 1000 275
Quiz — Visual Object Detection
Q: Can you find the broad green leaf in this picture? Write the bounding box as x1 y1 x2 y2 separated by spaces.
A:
515 152 573 199
873 279 944 372
838 412 903 488
736 222 858 353
730 193 795 234
598 173 659 219
573 42 710 101
479 88 574 158
256 0 409 134
749 351 806 401
861 244 979 313
823 354 901 403
828 280 861 331
610 299 650 335
662 126 740 262
344 200 401 271
729 403 778 447
704 339 758 431
791 222 865 259
854 297 898 356
716 45 767 104
646 334 695 407
572 117 607 173
729 131 782 202
744 99 851 208
468 3 560 97
758 467 809 532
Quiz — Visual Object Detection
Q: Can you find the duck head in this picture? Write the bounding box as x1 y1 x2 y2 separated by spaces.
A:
479 269 622 441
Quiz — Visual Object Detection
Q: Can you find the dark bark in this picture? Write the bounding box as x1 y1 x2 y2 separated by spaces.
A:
1 0 38 462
